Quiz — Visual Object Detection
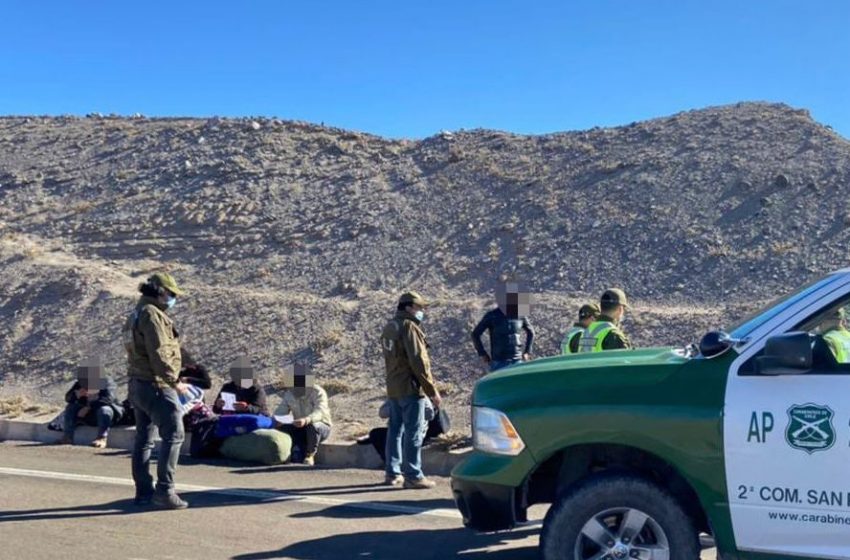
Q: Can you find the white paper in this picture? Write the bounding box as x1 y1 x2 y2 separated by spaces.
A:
274 414 294 425
220 392 237 412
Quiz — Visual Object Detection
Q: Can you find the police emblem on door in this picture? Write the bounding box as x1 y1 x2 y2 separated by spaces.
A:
785 404 835 454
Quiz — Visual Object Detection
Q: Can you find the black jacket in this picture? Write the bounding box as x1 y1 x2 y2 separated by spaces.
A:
65 378 124 419
471 308 534 362
213 381 269 416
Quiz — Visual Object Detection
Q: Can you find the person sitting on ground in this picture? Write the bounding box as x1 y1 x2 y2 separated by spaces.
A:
60 358 124 448
272 362 332 466
179 348 212 390
213 356 269 416
357 397 450 464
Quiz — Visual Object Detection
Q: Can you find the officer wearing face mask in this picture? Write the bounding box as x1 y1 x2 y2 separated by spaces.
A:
125 272 191 510
380 291 442 489
213 356 270 416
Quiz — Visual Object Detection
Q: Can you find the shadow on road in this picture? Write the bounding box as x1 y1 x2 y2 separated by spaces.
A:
231 525 540 560
0 488 303 523
290 499 457 518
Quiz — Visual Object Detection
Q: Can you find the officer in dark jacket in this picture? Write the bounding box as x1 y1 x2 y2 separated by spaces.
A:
471 281 535 371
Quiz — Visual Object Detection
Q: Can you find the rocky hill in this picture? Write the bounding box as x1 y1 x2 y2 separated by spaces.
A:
1 102 848 434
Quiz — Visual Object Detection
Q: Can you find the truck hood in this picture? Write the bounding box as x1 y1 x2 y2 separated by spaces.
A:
473 347 691 408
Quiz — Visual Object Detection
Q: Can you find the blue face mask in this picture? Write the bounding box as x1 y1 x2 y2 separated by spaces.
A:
165 296 176 310
414 310 425 322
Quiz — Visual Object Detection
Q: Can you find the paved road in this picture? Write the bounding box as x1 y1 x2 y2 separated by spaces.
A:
0 441 717 559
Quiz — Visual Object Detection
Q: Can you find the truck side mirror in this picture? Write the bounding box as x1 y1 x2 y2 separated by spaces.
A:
699 331 733 358
754 332 813 375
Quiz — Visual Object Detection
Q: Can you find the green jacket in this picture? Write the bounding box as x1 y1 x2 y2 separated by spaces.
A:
125 296 182 388
381 310 438 399
275 386 333 426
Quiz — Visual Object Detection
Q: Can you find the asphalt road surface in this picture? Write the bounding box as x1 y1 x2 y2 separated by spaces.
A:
0 441 718 559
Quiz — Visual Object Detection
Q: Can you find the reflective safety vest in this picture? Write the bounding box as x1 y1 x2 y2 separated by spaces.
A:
823 329 850 363
561 326 585 355
578 321 620 353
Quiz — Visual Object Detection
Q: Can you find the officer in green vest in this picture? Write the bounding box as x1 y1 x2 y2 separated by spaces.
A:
578 288 633 352
821 308 850 363
561 303 600 355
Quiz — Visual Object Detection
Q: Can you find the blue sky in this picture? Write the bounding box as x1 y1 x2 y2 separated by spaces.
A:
0 1 847 138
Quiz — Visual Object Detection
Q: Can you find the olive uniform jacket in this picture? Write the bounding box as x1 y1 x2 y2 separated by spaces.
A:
124 296 182 388
381 310 438 399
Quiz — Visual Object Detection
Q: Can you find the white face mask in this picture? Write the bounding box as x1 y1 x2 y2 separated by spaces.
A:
414 310 425 322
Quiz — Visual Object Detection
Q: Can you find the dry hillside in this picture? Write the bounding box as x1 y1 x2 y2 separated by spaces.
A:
1 102 848 435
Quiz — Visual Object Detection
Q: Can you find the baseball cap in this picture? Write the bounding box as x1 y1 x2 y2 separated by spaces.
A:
600 288 630 309
398 291 429 307
149 272 185 296
578 303 601 320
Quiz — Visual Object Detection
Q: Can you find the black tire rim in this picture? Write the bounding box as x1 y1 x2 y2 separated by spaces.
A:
573 507 670 560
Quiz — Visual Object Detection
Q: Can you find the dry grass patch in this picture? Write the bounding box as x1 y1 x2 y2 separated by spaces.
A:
0 396 59 418
429 431 471 451
322 379 352 397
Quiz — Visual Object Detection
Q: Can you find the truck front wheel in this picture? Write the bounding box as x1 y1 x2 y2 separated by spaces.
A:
540 472 700 560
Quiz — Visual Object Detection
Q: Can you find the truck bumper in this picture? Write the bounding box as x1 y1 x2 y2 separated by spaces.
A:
451 477 521 531
450 449 536 531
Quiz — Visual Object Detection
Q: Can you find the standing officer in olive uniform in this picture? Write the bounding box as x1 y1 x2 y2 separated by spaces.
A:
578 289 633 352
124 272 191 509
561 303 600 355
381 291 442 489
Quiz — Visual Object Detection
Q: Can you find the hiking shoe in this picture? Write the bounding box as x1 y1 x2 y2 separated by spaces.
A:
152 493 188 510
91 437 107 449
403 477 437 490
384 474 404 486
303 453 316 466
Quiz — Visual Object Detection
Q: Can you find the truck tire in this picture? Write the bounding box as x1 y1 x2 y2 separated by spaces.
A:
540 471 700 560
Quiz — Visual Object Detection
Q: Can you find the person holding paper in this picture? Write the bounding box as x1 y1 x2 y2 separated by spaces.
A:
213 356 269 416
273 362 332 466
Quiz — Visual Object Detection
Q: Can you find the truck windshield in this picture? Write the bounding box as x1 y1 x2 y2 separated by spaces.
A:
727 273 842 340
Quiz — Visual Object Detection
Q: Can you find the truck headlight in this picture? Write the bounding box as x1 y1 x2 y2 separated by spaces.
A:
472 406 525 456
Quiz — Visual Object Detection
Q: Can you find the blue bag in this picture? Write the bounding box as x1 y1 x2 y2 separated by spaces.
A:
214 414 273 438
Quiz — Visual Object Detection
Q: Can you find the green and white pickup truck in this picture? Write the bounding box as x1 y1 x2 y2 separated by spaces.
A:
451 271 850 560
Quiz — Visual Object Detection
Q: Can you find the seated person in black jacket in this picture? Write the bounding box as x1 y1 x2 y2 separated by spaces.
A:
60 359 123 448
213 356 269 416
179 348 212 390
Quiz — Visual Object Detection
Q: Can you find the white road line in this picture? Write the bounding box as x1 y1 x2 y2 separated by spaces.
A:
0 466 463 520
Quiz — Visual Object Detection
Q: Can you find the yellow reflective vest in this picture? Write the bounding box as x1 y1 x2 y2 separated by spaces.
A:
578 321 622 353
561 326 585 355
823 328 850 363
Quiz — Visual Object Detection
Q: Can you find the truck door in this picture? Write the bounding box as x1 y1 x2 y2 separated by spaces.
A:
725 327 850 558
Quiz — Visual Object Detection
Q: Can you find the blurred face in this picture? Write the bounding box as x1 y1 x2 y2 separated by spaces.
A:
77 358 104 391
496 282 531 319
283 363 314 398
230 356 254 388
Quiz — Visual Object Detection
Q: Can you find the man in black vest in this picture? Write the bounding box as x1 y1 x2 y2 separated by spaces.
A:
471 281 535 372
